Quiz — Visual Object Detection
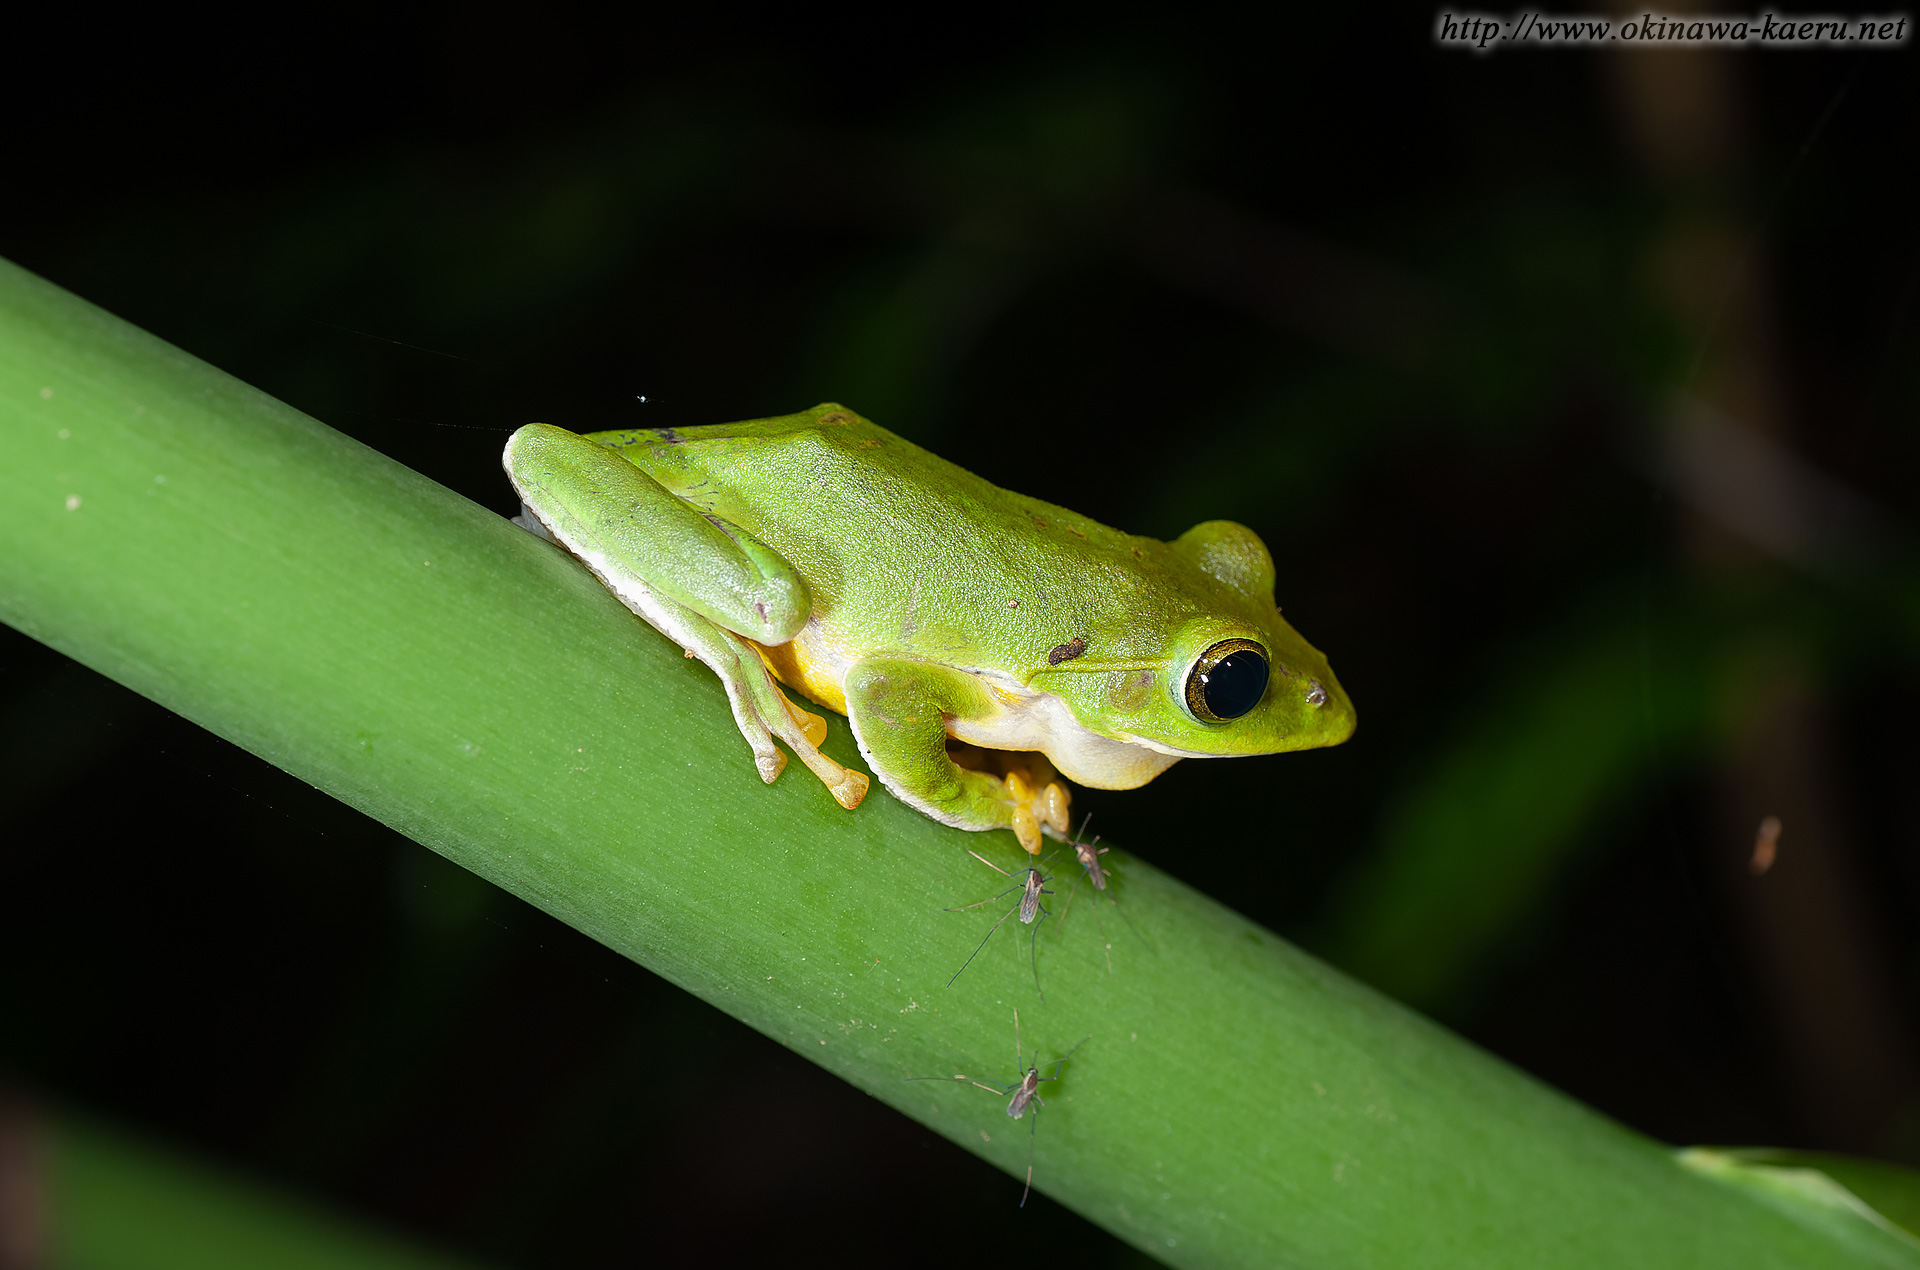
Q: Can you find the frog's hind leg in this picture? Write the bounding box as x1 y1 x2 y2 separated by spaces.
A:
505 423 865 809
730 636 869 809
582 565 867 809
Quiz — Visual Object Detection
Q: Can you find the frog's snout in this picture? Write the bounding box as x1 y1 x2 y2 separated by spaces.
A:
1304 674 1357 746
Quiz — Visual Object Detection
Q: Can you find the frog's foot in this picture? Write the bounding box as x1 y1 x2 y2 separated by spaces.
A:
786 710 868 808
596 567 865 811
727 671 866 808
1005 765 1072 855
756 746 788 783
784 697 830 749
754 672 867 810
949 744 1072 855
797 744 868 810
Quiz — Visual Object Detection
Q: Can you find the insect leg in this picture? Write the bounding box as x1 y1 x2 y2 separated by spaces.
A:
1039 1035 1092 1080
944 882 1024 913
1026 904 1050 1000
1057 866 1086 925
946 903 1021 988
1021 1103 1039 1207
905 1074 1012 1096
966 848 1015 878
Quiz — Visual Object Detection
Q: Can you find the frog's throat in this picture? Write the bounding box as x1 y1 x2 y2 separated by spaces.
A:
945 677 1185 791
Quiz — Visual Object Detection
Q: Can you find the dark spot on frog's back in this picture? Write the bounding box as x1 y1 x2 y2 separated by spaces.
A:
1047 637 1087 666
653 427 682 444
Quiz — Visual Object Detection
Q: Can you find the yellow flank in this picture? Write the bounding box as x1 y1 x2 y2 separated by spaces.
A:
750 638 848 717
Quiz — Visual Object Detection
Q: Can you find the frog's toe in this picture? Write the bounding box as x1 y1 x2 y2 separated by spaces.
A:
786 700 829 748
1037 781 1071 836
829 768 870 810
1012 804 1043 855
757 748 788 784
998 766 1068 852
771 720 868 810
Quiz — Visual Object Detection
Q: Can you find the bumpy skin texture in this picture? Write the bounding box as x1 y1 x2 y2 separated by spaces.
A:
503 403 1356 852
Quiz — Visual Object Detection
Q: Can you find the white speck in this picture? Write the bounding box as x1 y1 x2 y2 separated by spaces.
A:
56 428 69 439
153 474 166 484
1313 1082 1325 1096
980 1131 992 1142
1131 1032 1138 1041
64 495 80 511
39 387 52 399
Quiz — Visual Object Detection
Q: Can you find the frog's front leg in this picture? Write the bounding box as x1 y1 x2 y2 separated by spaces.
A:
505 424 867 810
843 657 1071 854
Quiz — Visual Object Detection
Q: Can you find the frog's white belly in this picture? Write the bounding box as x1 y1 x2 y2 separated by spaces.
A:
759 616 1184 791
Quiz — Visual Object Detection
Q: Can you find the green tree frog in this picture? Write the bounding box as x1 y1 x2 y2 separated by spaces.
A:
503 403 1355 854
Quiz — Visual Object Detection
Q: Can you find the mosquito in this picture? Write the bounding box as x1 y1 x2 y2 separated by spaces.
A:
1062 813 1111 892
945 849 1054 999
1056 815 1139 974
907 1009 1090 1206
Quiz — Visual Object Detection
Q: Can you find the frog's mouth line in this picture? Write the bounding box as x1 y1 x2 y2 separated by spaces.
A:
1106 732 1236 760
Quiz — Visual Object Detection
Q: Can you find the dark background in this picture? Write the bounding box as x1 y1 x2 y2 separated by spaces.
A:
2 4 1918 1265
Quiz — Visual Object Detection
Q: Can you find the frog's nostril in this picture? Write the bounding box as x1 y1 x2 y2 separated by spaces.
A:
1306 680 1328 708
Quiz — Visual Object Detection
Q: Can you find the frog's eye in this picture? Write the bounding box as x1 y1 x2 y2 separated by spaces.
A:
1183 639 1269 723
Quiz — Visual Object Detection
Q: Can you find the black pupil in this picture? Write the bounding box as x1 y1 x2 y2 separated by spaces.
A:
1201 650 1268 719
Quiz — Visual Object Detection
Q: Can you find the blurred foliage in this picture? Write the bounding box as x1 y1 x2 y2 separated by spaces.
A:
1732 1151 1920 1242
2 5 1917 1265
40 1113 486 1270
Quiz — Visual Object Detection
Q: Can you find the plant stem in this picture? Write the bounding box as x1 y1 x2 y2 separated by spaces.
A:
1 256 1912 1268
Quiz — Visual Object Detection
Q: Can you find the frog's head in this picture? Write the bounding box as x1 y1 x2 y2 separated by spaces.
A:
1030 520 1355 781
